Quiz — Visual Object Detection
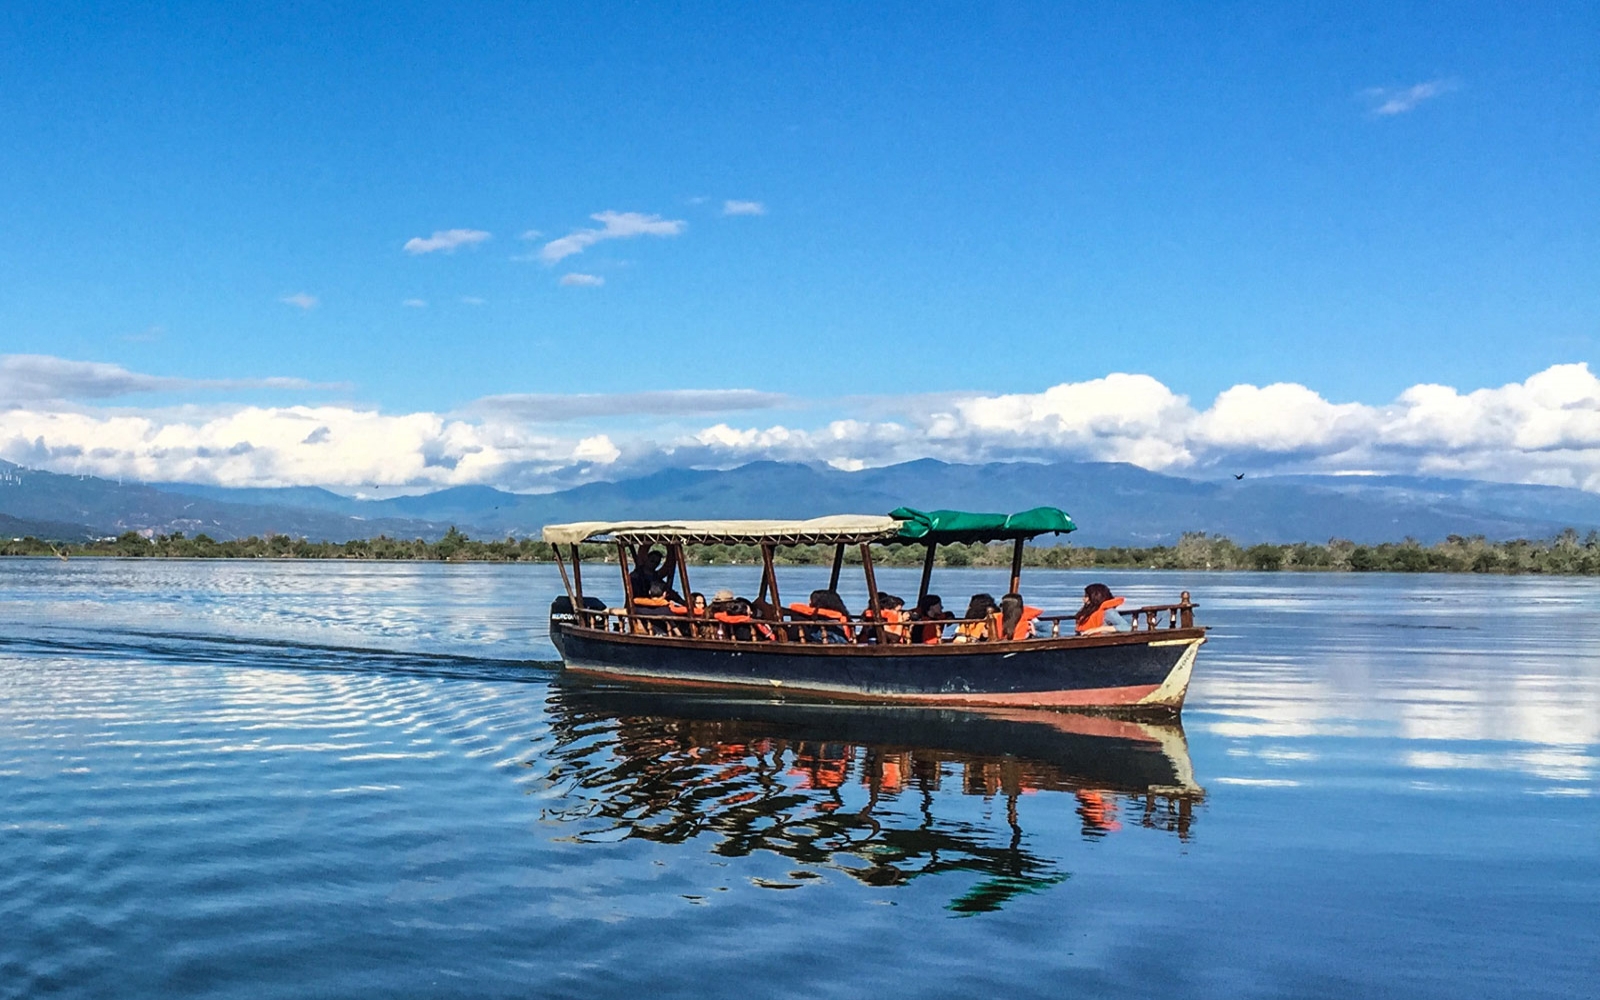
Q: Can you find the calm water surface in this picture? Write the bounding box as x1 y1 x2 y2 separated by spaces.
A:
1 560 1596 999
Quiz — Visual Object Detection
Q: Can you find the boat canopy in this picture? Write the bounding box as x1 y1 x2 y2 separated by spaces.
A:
541 514 901 547
890 506 1076 544
543 507 1076 547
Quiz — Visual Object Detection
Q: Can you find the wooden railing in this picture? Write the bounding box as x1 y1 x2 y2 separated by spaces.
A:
568 594 1197 644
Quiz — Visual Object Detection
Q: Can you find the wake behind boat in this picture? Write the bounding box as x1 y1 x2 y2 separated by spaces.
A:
544 507 1206 714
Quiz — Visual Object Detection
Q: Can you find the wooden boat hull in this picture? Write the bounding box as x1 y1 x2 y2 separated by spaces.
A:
549 624 1204 713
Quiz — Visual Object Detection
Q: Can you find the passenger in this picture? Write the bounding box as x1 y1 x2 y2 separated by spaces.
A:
629 546 679 602
632 580 685 634
859 592 907 643
1075 582 1131 635
997 592 1043 640
679 592 708 638
788 588 853 643
712 593 774 641
909 594 954 645
707 588 738 619
953 593 999 642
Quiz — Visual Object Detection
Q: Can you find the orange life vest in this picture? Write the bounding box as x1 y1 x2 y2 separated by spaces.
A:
787 603 853 640
713 610 774 640
1011 606 1043 639
634 595 688 613
861 606 907 640
1075 596 1125 634
955 618 991 641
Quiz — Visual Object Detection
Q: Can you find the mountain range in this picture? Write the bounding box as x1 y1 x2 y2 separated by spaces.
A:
5 457 1600 547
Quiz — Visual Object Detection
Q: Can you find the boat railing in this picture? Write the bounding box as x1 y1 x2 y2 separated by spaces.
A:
570 596 1197 643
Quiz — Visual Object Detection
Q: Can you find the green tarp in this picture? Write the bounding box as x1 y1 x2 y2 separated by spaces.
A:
889 506 1076 544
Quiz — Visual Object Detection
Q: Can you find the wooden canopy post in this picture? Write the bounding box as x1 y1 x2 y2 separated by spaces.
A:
670 542 696 636
828 543 845 591
860 543 885 644
570 545 584 606
616 539 636 615
672 542 693 601
918 542 938 605
761 543 782 621
1009 537 1025 596
553 546 576 607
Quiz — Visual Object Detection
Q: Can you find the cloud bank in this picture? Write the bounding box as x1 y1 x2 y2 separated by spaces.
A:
468 389 787 422
0 355 341 404
6 355 1600 493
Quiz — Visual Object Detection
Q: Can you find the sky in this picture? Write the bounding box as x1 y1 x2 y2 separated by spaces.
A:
1 2 1598 493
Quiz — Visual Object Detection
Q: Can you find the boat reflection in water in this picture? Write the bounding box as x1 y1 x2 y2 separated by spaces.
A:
540 680 1206 913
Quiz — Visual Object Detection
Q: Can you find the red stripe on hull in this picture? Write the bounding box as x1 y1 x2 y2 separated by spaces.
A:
563 665 1163 710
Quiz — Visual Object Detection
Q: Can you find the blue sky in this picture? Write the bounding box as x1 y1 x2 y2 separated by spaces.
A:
2 3 1598 491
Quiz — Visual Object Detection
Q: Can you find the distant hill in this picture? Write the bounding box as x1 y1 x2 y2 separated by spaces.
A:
0 460 450 541
1 511 100 543
8 457 1600 545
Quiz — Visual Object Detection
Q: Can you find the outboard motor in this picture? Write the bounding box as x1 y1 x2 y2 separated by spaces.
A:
551 595 607 627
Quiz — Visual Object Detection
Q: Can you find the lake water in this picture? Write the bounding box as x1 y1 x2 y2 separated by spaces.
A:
1 560 1596 999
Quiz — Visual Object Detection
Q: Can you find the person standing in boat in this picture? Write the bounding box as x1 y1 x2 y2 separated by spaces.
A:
629 546 679 602
1075 583 1131 635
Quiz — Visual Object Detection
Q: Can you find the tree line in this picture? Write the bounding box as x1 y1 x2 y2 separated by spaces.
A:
5 526 1600 575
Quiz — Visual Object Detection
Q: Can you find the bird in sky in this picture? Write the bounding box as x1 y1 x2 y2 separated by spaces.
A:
1234 474 1245 480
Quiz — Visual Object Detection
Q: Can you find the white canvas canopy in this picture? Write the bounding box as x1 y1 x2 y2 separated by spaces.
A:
541 515 901 547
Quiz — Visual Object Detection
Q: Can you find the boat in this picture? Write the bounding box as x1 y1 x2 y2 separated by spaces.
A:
543 507 1206 714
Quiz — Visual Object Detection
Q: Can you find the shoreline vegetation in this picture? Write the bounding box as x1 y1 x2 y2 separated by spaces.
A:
5 526 1600 574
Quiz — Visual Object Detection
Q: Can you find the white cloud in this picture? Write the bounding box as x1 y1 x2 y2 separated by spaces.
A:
1363 78 1458 116
460 296 486 306
559 273 604 287
403 228 492 255
1191 383 1373 454
723 200 766 216
518 229 542 241
572 434 621 464
280 293 318 310
401 298 427 308
540 211 686 263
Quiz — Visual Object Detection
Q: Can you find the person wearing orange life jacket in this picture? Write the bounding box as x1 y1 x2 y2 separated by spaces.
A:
1075 582 1132 635
953 593 999 642
909 594 954 644
998 592 1044 640
859 592 907 643
710 594 775 641
632 580 688 634
788 588 853 643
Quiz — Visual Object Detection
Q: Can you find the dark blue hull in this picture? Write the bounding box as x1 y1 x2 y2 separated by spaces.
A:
550 623 1203 712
